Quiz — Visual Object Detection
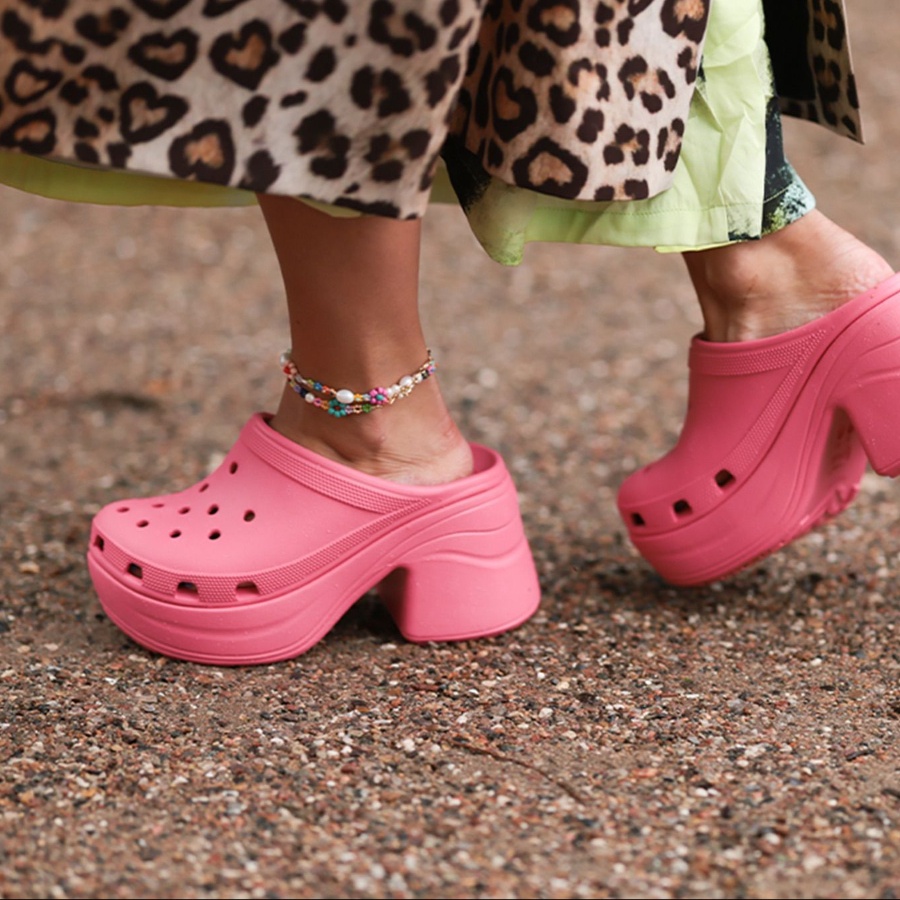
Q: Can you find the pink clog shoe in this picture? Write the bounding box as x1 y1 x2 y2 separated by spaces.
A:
618 274 900 586
88 413 540 664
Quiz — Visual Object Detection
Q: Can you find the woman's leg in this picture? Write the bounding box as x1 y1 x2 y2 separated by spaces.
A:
257 195 473 485
683 209 894 342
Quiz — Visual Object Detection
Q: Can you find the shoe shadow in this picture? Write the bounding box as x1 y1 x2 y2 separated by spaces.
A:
329 590 403 644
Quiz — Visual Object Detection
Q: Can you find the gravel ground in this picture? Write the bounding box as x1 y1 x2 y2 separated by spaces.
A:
3 3 900 898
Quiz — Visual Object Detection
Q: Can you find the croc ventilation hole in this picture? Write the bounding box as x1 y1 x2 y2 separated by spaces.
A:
127 562 143 579
630 469 736 528
209 530 221 540
244 510 255 522
207 504 219 515
229 461 239 474
179 506 190 514
170 529 181 539
94 535 105 551
236 581 259 596
715 468 735 488
136 520 149 528
199 483 210 493
177 581 198 596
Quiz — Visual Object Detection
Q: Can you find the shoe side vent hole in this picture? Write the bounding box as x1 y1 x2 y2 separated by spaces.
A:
715 469 735 488
177 581 199 596
673 499 692 517
236 581 259 596
243 510 255 522
631 513 645 527
127 562 143 579
94 535 105 551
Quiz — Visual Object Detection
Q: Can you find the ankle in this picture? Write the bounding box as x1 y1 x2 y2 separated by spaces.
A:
686 211 894 342
269 382 474 486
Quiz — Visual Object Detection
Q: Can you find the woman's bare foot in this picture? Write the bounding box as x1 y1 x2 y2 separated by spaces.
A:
684 210 895 342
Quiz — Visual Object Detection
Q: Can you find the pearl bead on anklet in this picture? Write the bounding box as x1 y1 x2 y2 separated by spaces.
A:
280 351 436 417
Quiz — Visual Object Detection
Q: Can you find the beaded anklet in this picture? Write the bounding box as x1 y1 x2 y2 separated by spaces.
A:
280 350 437 417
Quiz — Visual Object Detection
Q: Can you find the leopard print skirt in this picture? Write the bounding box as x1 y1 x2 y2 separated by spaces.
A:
0 1 858 248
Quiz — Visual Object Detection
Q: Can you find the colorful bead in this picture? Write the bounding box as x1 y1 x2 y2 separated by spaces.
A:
280 350 436 417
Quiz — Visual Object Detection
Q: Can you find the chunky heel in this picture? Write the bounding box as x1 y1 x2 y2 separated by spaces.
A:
380 537 540 643
834 311 900 476
839 366 900 477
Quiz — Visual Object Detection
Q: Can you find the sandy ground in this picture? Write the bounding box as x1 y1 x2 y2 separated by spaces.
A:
2 2 900 897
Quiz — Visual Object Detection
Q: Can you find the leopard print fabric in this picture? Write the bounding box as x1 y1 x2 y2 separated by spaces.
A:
0 0 860 219
764 0 861 139
452 0 711 204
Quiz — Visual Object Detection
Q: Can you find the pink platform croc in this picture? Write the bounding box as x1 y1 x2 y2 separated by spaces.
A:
88 413 541 665
617 273 900 586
